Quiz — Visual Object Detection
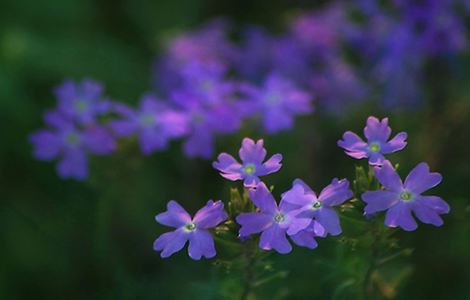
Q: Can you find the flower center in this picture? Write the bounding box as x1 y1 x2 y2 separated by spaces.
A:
184 222 196 232
311 201 322 210
243 164 256 175
74 99 88 113
400 190 414 202
65 133 80 146
139 114 155 127
266 93 280 105
369 142 381 153
274 213 285 223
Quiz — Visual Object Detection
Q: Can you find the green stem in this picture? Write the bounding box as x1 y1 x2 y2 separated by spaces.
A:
240 240 258 300
362 225 381 300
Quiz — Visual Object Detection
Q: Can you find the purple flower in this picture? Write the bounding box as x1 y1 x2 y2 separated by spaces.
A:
54 79 110 125
338 116 407 165
213 138 282 187
362 160 450 231
281 178 352 236
109 95 188 155
243 73 313 134
236 182 312 254
154 200 228 260
29 111 116 180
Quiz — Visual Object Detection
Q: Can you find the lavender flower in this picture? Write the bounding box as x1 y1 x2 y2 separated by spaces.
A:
29 111 116 180
243 74 312 134
154 200 228 260
109 95 188 154
282 178 352 236
338 116 407 165
54 79 110 125
213 138 282 187
236 182 312 254
362 160 450 231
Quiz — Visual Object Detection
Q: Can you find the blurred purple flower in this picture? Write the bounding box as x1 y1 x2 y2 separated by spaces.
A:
362 160 450 231
154 200 228 260
213 138 282 187
29 111 115 180
243 73 313 133
282 178 352 236
236 182 312 254
338 116 407 165
54 79 110 125
109 95 188 155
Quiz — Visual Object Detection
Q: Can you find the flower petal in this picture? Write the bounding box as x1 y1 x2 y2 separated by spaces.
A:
258 153 283 175
337 131 368 158
412 202 444 227
193 200 228 229
236 213 273 237
384 202 417 231
315 207 342 236
154 229 189 258
404 162 442 194
239 138 267 163
188 229 216 260
382 132 407 154
281 182 316 207
248 182 278 214
57 149 88 180
362 190 400 214
29 130 61 160
318 178 352 207
290 230 318 249
374 160 403 192
155 200 191 228
416 195 450 214
259 224 292 254
364 116 391 142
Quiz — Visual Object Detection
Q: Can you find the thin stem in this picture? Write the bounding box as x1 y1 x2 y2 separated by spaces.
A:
362 225 381 300
240 240 258 300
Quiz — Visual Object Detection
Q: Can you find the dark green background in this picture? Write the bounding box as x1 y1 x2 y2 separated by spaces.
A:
1 0 469 299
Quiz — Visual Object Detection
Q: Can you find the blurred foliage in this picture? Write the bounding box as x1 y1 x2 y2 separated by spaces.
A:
1 0 470 299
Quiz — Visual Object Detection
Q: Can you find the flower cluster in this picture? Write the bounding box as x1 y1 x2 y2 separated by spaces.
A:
154 118 449 261
338 116 450 231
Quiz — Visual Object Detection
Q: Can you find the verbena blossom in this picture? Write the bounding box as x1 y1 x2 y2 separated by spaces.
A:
154 200 228 260
54 79 110 125
242 74 312 133
362 160 450 231
170 62 243 158
337 116 407 165
212 138 282 186
109 95 187 154
236 182 312 254
282 178 352 236
29 111 115 180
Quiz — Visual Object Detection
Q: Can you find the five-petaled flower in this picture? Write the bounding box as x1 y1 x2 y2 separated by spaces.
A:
109 94 188 154
29 110 116 180
362 160 450 231
213 138 282 187
236 182 313 254
154 200 228 260
282 178 352 236
337 116 407 165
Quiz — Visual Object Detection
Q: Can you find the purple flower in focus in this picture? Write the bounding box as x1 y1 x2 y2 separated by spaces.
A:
338 116 407 165
236 182 312 254
54 79 110 125
213 138 282 187
282 178 352 236
29 111 115 180
243 73 312 134
109 95 188 154
362 160 450 231
154 200 228 260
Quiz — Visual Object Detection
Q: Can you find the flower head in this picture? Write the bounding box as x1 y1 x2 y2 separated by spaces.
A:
213 138 282 187
281 178 352 236
154 200 228 260
109 95 188 154
362 160 450 231
54 79 110 125
29 110 116 180
236 182 312 254
337 116 407 165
